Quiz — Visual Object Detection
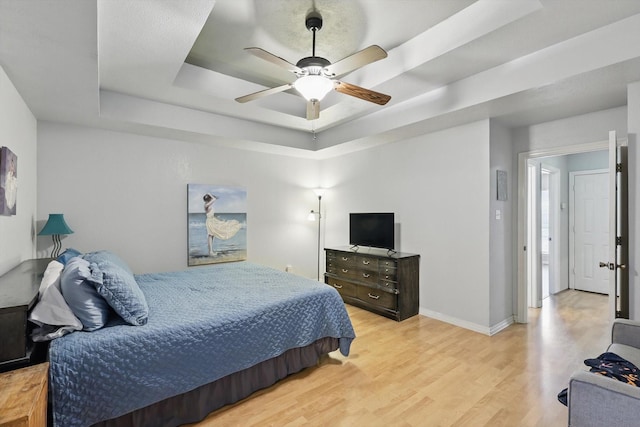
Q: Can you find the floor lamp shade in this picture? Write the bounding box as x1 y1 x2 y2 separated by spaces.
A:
38 214 74 258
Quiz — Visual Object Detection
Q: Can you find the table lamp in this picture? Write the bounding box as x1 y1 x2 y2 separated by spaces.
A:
38 214 74 258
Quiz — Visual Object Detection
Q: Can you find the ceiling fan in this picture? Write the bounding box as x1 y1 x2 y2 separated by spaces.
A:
235 11 391 120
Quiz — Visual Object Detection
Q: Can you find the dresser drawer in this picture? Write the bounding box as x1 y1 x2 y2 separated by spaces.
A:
379 259 397 269
379 265 397 282
327 252 355 270
356 286 397 311
354 255 378 270
326 277 357 298
335 253 356 265
380 279 398 291
354 269 378 285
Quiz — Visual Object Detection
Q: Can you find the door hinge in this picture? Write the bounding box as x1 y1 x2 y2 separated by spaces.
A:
616 236 623 246
524 246 527 251
616 163 623 172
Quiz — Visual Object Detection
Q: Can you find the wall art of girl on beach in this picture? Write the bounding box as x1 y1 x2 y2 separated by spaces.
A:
188 184 247 266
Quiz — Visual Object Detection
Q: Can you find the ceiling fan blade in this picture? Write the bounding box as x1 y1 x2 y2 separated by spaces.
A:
306 99 320 120
324 45 387 77
244 47 303 73
235 84 293 103
334 81 391 105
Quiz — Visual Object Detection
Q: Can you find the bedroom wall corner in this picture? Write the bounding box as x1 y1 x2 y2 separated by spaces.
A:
0 66 37 275
489 120 514 330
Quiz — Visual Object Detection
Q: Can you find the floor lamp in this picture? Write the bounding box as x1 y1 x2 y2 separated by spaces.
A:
308 188 325 281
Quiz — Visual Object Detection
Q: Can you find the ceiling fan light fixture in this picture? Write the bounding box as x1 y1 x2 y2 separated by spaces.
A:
293 75 334 101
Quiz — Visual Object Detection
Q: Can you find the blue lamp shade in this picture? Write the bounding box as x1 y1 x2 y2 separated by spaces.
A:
38 214 74 236
39 214 74 258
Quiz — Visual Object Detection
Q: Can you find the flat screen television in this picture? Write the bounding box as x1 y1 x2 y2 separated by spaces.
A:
349 213 394 250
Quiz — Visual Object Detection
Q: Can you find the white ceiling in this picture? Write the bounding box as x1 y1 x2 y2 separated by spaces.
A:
1 0 640 157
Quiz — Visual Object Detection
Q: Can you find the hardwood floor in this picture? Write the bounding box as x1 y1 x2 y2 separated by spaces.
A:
190 290 609 427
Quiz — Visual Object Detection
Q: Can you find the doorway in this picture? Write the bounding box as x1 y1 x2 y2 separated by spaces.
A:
517 140 610 323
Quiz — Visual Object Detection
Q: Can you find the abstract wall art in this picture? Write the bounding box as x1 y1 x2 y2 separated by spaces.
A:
0 146 17 216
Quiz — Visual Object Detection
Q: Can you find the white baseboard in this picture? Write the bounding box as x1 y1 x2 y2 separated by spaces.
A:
489 316 515 336
419 308 515 336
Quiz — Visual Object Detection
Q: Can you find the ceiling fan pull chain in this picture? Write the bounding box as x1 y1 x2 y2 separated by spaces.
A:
312 27 317 57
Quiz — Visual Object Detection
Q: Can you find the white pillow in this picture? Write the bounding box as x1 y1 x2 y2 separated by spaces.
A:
29 260 83 332
38 259 64 298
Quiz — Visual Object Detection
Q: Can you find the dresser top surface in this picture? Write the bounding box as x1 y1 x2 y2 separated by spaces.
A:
0 259 50 310
325 246 419 260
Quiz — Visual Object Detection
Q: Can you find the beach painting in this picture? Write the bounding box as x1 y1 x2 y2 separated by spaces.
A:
188 184 247 266
0 147 17 216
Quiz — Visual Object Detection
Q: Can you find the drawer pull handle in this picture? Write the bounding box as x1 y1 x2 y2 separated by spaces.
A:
342 257 349 261
362 260 370 265
363 273 371 278
342 269 349 273
333 284 343 289
367 293 380 300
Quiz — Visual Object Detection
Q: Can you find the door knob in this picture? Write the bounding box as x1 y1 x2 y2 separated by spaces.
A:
599 262 626 270
599 262 614 270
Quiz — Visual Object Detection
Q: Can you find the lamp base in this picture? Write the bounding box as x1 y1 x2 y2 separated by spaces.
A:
50 234 62 259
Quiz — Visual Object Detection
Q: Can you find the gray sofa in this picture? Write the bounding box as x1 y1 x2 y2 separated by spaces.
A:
568 319 640 427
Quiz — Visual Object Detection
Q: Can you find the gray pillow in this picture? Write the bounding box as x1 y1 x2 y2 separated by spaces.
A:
86 259 148 326
60 257 111 331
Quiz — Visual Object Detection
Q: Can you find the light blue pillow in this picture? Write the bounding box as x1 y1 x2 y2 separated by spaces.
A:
60 257 111 331
57 248 82 266
82 250 134 276
86 259 148 326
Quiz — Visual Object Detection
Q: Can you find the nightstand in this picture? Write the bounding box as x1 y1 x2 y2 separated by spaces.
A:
0 362 48 427
0 259 50 372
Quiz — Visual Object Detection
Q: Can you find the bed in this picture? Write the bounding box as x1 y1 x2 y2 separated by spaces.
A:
44 258 355 427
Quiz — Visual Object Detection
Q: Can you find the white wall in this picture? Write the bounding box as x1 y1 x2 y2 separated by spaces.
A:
512 106 627 153
37 122 321 276
566 150 608 171
489 121 514 328
321 120 493 331
0 66 37 275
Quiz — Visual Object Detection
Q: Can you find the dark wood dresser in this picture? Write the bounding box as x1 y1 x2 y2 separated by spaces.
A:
324 247 420 321
0 259 50 372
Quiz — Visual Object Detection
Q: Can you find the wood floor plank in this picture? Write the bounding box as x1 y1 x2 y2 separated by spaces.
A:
189 290 610 427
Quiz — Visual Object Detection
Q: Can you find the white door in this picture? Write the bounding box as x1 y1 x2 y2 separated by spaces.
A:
602 130 629 319
572 171 609 294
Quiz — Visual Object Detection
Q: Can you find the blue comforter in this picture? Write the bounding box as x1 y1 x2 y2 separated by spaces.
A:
49 262 355 427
